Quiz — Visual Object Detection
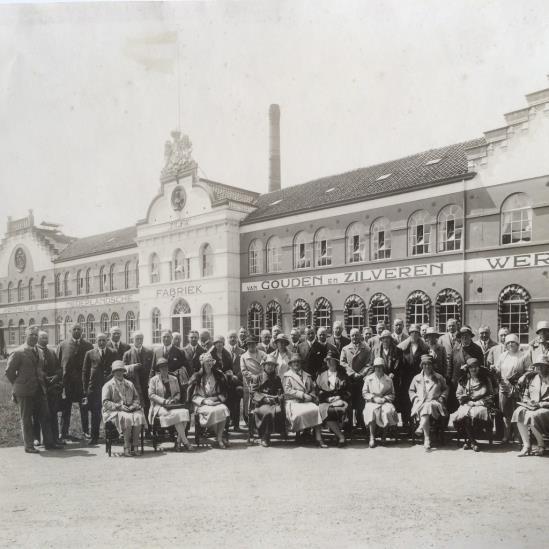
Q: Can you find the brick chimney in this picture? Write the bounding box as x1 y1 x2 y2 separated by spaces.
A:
269 104 281 192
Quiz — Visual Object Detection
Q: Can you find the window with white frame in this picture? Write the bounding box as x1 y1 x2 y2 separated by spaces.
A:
86 314 96 344
438 205 463 252
248 240 263 275
294 232 312 269
371 217 391 260
85 269 91 294
368 293 391 328
77 270 84 295
8 282 14 303
41 277 48 299
292 299 311 329
100 313 110 334
266 301 282 331
28 278 34 301
152 308 162 344
345 223 365 263
124 262 131 289
8 320 15 346
435 289 462 332
18 319 25 345
126 311 136 343
17 281 23 302
201 303 214 334
406 290 431 326
314 297 333 330
498 285 530 344
150 253 160 283
247 303 263 338
173 249 187 280
201 244 214 277
501 193 532 245
344 294 366 334
408 210 431 256
109 264 116 291
314 228 332 267
266 236 282 273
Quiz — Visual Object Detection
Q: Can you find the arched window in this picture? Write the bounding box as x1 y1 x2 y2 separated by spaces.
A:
173 299 191 316
135 260 140 287
435 289 462 332
368 293 391 328
173 249 187 280
152 308 162 344
438 205 463 252
28 318 36 329
501 193 532 245
292 298 311 329
371 217 391 260
7 282 14 303
55 316 63 344
86 314 96 344
8 320 15 346
314 297 333 330
408 210 431 256
200 244 214 277
124 261 131 289
406 290 432 327
17 280 23 302
64 272 71 296
18 319 26 344
314 228 332 267
266 300 282 331
150 253 160 283
201 304 214 334
85 268 91 294
55 274 62 297
111 312 120 328
100 313 110 334
77 270 84 295
77 314 86 335
346 222 365 263
344 294 366 334
498 285 531 344
247 302 263 338
109 264 116 291
0 283 3 304
41 276 48 299
248 240 263 275
126 311 136 343
266 236 282 273
28 278 34 301
293 231 312 270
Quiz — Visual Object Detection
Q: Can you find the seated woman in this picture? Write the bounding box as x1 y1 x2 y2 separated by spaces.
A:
492 333 530 444
408 354 449 451
148 358 194 452
283 353 326 448
316 350 349 447
513 355 549 457
252 357 285 447
102 360 147 457
452 358 494 452
363 357 398 448
189 352 230 448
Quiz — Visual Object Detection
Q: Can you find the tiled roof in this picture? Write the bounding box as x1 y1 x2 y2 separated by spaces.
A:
54 226 137 262
242 138 485 225
33 227 76 255
200 178 259 206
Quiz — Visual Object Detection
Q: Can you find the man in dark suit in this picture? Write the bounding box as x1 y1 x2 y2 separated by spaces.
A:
307 327 338 379
298 326 316 369
237 327 248 350
327 321 350 354
57 323 93 440
226 330 245 430
82 333 116 445
151 330 190 392
5 325 62 453
107 326 130 360
257 329 274 354
123 330 154 413
475 325 497 365
33 330 63 445
182 329 205 375
288 328 301 354
199 329 212 352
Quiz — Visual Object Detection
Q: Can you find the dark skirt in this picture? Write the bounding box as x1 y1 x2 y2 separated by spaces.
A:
254 403 284 437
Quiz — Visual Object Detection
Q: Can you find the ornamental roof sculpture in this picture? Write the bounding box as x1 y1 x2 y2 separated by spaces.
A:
161 130 196 182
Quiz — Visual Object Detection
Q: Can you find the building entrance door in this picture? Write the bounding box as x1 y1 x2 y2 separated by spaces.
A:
171 299 191 345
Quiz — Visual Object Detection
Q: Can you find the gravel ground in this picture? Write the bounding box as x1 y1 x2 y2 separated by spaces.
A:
0 435 547 549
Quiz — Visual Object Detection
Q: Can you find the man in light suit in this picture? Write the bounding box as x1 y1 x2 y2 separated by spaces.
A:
82 333 116 445
327 321 350 354
438 318 460 359
57 323 93 440
486 327 509 368
226 330 245 430
288 328 301 354
123 330 154 415
237 327 248 350
475 326 497 366
258 329 274 354
151 329 189 380
107 326 130 360
183 329 205 375
199 330 212 352
5 325 62 453
392 318 408 344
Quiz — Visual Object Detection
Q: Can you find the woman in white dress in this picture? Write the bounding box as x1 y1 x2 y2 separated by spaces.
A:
513 355 549 457
148 358 194 452
102 360 147 457
283 353 326 447
189 352 230 448
408 354 449 450
363 357 398 448
492 333 530 443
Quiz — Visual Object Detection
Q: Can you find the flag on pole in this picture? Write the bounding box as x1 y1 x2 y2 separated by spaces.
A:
123 32 178 74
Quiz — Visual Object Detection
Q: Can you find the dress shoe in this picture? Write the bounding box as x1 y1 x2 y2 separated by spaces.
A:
82 432 91 440
57 438 67 445
316 440 328 448
260 439 270 448
44 443 65 450
88 439 99 446
25 447 39 454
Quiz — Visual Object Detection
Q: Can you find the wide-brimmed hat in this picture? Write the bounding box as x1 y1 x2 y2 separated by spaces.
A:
199 352 215 365
460 326 474 336
424 327 440 338
536 321 549 334
373 357 386 368
420 354 433 365
504 334 520 345
262 356 278 367
533 355 549 368
156 357 169 368
111 360 126 373
380 330 393 339
275 333 290 345
408 324 420 334
288 353 302 365
245 336 258 345
465 357 480 368
323 350 340 364
212 335 225 345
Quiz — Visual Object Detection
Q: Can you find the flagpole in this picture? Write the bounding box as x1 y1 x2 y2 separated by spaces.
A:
176 37 181 132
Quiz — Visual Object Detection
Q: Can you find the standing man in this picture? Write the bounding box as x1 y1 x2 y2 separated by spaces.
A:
258 329 274 354
368 321 386 350
237 327 248 350
82 333 116 445
226 330 245 430
5 326 62 453
420 324 429 339
486 327 509 368
151 329 189 386
438 318 460 359
171 332 183 350
527 320 549 366
199 329 212 351
307 327 337 379
107 326 130 360
270 325 282 349
327 321 350 354
476 326 497 366
392 318 408 344
57 323 93 441
288 328 301 354
33 330 63 445
183 330 205 375
298 326 316 369
123 330 154 416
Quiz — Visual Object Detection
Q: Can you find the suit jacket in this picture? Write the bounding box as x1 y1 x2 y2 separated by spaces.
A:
257 343 275 354
150 345 189 378
82 347 117 396
475 338 497 365
182 344 206 375
287 341 301 355
371 344 403 377
107 340 131 361
297 340 315 364
425 343 448 378
486 343 505 368
438 333 459 359
5 345 47 397
210 347 234 376
282 368 317 401
449 342 485 384
225 344 245 380
148 373 184 424
392 331 408 344
39 345 63 397
123 345 154 377
340 342 371 378
327 335 351 354
306 341 338 379
57 338 94 401
398 337 430 384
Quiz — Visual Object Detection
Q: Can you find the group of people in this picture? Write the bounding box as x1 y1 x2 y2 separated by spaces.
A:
5 316 549 456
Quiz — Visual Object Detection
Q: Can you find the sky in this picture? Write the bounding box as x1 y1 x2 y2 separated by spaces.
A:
1 0 549 237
